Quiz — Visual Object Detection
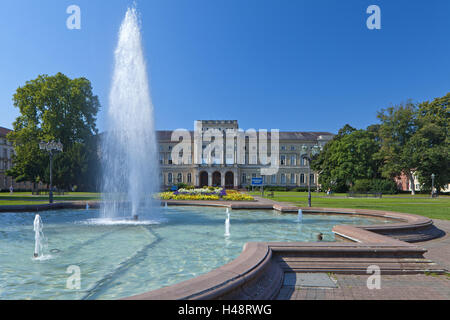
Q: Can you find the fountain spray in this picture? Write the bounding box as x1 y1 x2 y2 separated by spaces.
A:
101 6 160 221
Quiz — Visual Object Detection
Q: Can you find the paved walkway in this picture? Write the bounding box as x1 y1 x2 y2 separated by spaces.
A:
276 219 450 300
277 273 450 300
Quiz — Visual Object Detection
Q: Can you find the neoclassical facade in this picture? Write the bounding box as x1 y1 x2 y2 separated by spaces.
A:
0 127 35 191
158 120 334 189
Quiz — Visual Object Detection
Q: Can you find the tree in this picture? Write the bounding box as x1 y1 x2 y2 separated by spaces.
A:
410 93 450 192
311 124 381 192
375 101 419 194
7 73 101 191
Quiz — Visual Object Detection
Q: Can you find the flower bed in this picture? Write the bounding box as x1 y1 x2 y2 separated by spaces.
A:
159 187 254 201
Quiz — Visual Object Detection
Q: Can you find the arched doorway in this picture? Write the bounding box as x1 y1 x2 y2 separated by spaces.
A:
212 171 221 187
225 172 234 189
200 171 208 187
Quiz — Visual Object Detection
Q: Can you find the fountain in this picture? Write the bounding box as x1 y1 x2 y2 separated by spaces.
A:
224 212 231 237
86 202 90 210
101 6 160 221
33 215 45 258
298 209 303 222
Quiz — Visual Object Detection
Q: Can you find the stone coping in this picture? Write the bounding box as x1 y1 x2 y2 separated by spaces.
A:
124 200 444 300
0 199 445 300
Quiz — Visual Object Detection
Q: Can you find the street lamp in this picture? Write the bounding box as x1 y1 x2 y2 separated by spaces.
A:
39 140 63 204
304 145 320 207
431 173 435 198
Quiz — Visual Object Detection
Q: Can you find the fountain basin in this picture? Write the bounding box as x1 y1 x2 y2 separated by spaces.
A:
0 206 395 300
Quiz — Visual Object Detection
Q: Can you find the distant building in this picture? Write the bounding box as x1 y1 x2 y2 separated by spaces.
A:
395 170 450 193
157 120 334 189
0 127 39 191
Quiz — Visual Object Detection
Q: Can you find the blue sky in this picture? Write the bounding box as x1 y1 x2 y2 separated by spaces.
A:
0 0 449 133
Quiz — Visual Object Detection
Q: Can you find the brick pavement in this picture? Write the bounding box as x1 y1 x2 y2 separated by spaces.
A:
277 218 450 300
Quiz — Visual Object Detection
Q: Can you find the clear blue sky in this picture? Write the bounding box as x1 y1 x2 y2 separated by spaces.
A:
0 0 449 133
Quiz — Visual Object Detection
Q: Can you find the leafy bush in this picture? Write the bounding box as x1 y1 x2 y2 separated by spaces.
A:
292 187 309 192
263 186 289 191
350 179 398 194
176 183 189 189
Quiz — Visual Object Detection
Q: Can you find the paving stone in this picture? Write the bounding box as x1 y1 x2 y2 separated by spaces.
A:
283 272 338 288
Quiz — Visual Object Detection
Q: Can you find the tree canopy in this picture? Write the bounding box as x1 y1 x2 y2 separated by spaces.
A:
312 93 449 194
311 124 382 192
7 73 101 191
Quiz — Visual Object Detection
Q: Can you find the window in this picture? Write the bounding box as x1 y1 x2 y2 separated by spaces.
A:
260 155 267 165
280 155 286 165
168 154 172 165
159 154 164 165
301 157 308 166
300 174 305 184
310 174 315 184
290 146 295 151
177 173 182 183
242 173 247 184
290 174 295 184
271 175 277 184
290 155 296 166
252 173 257 178
187 173 192 184
168 173 173 184
281 174 286 184
281 146 286 151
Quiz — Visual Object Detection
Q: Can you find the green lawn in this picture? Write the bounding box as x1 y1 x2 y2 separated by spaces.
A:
249 191 450 220
0 192 101 204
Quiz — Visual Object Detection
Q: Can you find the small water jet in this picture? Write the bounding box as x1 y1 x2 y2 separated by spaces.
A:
86 202 90 210
224 212 231 237
33 215 46 258
298 209 303 222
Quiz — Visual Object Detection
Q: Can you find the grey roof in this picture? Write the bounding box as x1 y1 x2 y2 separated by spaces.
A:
156 130 334 141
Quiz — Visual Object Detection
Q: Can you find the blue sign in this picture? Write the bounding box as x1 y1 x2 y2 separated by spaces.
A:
251 178 263 186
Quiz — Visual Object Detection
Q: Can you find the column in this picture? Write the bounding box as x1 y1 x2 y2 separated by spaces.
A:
221 172 225 187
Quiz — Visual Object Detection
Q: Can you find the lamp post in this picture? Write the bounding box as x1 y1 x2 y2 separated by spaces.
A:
431 173 435 198
39 140 63 204
303 145 320 207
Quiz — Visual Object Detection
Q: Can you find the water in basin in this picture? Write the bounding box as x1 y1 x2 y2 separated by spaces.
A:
0 206 393 300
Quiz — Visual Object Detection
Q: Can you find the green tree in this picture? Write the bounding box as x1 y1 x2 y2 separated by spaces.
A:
410 93 450 192
375 101 418 194
7 73 101 191
311 124 381 192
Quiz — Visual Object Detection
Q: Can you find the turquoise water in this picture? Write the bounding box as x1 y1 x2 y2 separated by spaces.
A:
0 206 393 300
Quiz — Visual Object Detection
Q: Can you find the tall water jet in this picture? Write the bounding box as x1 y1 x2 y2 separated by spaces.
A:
101 7 160 220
